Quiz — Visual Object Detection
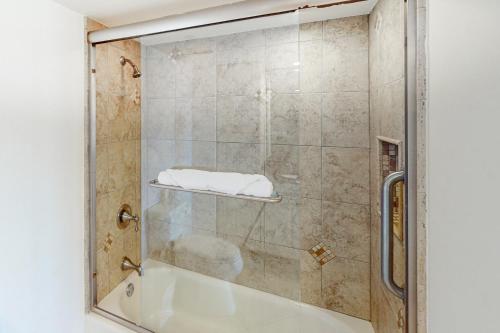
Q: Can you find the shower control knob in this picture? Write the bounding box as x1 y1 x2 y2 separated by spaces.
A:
117 204 140 232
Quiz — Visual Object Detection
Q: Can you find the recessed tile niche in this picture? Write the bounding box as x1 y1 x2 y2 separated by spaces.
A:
378 136 403 240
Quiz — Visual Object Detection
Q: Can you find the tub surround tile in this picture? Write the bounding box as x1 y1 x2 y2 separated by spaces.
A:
264 197 321 250
263 244 301 300
145 139 176 180
323 16 369 93
216 95 266 143
300 40 324 93
152 191 216 232
175 97 216 141
108 233 125 288
322 201 370 262
145 98 175 140
269 67 300 94
96 248 110 303
299 21 323 41
95 144 110 195
300 251 323 306
176 38 216 55
216 62 266 97
323 16 369 44
376 79 405 142
322 147 370 204
216 30 266 50
108 140 138 191
216 198 264 241
322 92 369 148
266 145 322 199
108 95 141 143
96 92 109 144
266 42 299 70
175 52 216 98
369 0 404 88
323 42 368 93
322 257 370 320
145 56 176 99
95 43 110 93
175 140 216 170
265 25 299 45
270 93 322 146
217 142 265 174
95 192 111 251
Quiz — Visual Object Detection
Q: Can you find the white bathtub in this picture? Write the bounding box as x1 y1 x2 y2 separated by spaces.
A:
99 259 374 333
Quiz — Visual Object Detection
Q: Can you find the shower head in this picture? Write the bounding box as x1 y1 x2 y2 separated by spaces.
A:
120 56 141 78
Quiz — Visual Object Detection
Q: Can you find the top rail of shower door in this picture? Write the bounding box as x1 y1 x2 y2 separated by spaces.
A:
149 179 282 203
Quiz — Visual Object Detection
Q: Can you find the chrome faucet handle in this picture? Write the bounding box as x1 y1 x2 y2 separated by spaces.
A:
121 256 144 276
117 204 140 232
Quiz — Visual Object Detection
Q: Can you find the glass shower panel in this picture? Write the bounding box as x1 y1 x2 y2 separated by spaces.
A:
93 7 379 333
138 12 328 333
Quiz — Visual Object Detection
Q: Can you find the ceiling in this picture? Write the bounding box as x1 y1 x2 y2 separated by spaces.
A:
54 0 247 27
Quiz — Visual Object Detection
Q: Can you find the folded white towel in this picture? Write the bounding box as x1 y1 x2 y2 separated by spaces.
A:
157 168 274 197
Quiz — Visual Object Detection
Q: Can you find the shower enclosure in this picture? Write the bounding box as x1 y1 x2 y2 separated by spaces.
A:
88 1 417 332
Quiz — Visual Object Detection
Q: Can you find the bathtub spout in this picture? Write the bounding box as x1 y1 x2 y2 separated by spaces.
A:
121 256 143 276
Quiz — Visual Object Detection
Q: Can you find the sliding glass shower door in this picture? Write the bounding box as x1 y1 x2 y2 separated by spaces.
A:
90 1 412 332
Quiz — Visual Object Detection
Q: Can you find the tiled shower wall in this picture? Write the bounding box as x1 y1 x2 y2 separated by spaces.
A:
92 20 142 303
142 16 371 319
368 0 406 331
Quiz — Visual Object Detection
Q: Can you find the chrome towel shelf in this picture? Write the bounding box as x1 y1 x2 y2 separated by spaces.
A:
149 179 282 203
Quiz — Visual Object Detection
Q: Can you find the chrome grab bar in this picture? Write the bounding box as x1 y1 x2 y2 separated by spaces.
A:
381 170 405 299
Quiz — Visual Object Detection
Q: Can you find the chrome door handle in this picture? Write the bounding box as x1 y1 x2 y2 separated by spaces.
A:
381 170 405 299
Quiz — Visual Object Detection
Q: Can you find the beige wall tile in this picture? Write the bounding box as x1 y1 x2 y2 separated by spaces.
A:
145 56 176 99
144 98 175 140
216 198 264 241
322 92 369 148
175 97 216 141
108 140 137 191
322 147 370 204
299 22 323 42
216 62 266 96
266 42 299 70
265 25 299 45
216 95 266 143
266 145 322 199
175 140 216 170
270 93 322 146
216 142 265 174
175 52 216 98
265 197 321 250
269 67 300 94
300 40 324 93
262 244 301 300
95 144 110 194
323 16 369 93
96 248 110 303
322 257 370 320
216 30 266 50
300 251 322 306
322 201 370 262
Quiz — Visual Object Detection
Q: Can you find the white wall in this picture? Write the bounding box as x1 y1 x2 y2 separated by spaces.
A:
427 0 500 332
0 1 85 332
